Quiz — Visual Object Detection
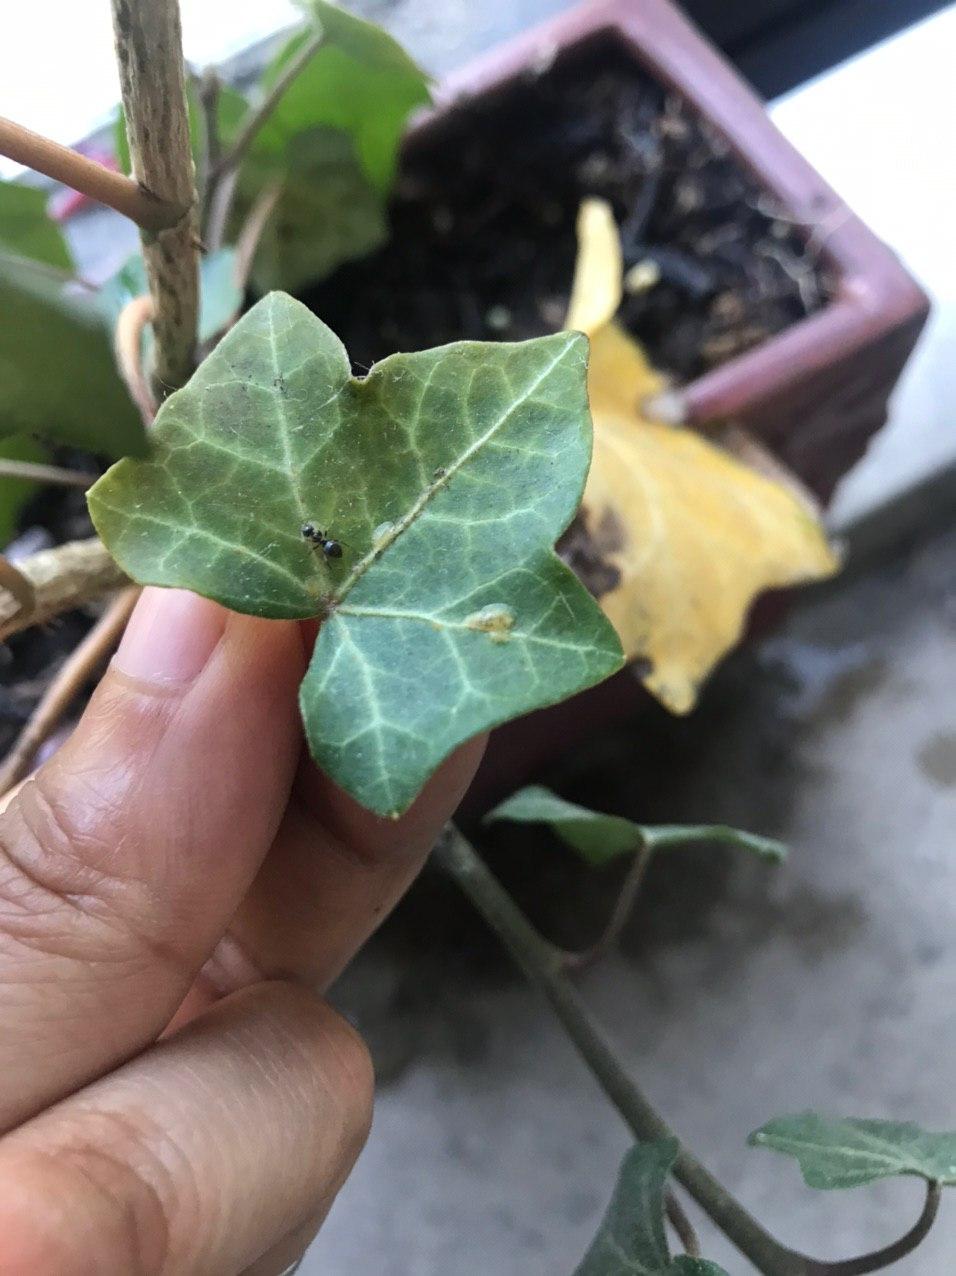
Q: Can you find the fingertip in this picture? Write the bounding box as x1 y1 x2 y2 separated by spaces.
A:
297 733 488 862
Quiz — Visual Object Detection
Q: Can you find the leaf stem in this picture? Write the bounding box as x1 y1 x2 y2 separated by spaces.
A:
110 0 199 395
204 29 325 253
113 294 158 425
209 30 326 183
0 459 99 490
803 1182 941 1276
0 115 187 233
562 839 652 972
434 827 808 1276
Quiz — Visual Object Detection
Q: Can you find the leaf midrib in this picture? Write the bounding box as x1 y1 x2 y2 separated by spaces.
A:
330 334 577 605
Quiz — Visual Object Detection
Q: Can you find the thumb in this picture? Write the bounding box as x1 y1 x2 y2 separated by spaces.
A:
0 587 306 1132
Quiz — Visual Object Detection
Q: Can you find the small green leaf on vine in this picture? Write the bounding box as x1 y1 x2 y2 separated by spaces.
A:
486 785 787 867
749 1114 956 1189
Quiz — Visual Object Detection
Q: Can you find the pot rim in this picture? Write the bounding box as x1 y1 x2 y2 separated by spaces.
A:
411 0 929 427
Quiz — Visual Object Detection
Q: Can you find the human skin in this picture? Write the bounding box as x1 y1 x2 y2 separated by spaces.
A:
0 586 486 1275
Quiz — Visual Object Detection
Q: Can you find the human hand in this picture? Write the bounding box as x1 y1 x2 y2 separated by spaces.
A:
0 587 485 1275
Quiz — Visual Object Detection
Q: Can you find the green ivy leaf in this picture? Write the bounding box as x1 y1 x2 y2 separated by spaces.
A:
0 434 49 544
0 253 146 458
237 128 386 294
0 181 73 270
575 1140 728 1276
486 785 788 868
749 1114 956 1189
88 292 623 814
265 5 431 193
99 248 243 345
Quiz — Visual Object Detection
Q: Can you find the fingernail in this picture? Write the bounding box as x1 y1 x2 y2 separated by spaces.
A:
114 587 227 686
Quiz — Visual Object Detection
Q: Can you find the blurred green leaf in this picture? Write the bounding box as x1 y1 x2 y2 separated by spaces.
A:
265 4 431 192
89 292 623 815
486 785 787 867
237 128 386 293
0 181 73 271
575 1141 728 1275
0 254 146 458
749 1114 956 1189
0 434 49 545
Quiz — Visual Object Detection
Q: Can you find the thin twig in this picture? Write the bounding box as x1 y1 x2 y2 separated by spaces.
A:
0 556 36 629
435 827 809 1276
209 30 326 183
0 115 187 232
0 588 138 795
563 840 653 971
0 459 99 489
114 294 158 425
111 0 199 395
232 181 281 292
0 538 128 642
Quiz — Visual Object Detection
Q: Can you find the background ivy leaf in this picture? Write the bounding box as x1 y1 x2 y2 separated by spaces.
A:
574 1140 728 1276
89 292 623 815
236 128 386 293
0 253 146 459
486 785 787 868
0 434 49 544
269 4 431 193
0 180 73 270
749 1114 956 1189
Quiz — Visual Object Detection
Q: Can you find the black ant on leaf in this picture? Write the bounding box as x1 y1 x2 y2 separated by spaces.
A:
301 522 344 560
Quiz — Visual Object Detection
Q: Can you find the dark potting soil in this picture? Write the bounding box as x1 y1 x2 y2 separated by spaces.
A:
302 36 831 382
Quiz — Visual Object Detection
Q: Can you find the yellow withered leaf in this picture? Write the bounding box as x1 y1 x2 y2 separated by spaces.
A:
565 198 622 335
566 198 840 714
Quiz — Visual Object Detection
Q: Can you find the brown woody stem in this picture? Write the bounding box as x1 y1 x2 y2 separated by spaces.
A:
0 115 186 232
110 0 199 395
0 539 128 642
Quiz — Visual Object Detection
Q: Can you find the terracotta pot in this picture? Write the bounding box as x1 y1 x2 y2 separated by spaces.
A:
409 0 929 806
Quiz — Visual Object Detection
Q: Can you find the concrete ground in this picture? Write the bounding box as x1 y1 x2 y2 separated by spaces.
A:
305 519 956 1275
